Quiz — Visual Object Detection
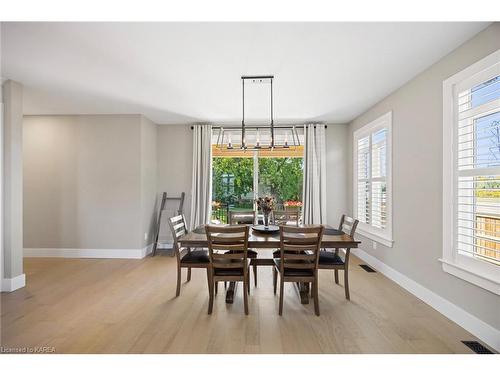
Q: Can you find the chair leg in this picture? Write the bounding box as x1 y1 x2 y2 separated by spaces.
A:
215 281 218 295
205 268 211 294
273 267 277 295
187 267 192 282
224 281 227 289
207 271 214 315
253 264 258 287
344 267 350 300
247 273 250 295
334 269 339 284
313 277 320 316
176 265 181 297
278 277 284 316
243 276 249 315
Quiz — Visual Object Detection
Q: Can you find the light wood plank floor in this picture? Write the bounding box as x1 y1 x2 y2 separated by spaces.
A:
0 253 486 354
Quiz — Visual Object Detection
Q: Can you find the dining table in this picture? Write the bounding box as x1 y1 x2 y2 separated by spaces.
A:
178 224 361 305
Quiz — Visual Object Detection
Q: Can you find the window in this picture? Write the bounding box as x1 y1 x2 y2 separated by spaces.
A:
211 129 304 223
442 49 500 295
353 112 393 247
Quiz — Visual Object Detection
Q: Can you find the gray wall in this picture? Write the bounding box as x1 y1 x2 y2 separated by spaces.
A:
325 124 349 226
156 125 193 243
347 23 500 329
140 116 158 248
157 124 193 219
23 114 148 250
22 118 349 253
3 80 24 279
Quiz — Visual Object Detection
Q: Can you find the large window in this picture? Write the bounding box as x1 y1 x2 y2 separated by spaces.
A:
258 158 303 202
443 49 500 295
211 131 304 223
353 112 393 247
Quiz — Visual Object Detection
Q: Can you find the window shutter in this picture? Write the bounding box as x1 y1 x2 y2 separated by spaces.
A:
456 75 500 266
371 129 387 229
355 126 388 229
357 135 370 224
353 111 392 246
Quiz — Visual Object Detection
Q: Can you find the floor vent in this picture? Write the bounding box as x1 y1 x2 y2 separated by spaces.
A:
359 264 376 273
461 341 494 354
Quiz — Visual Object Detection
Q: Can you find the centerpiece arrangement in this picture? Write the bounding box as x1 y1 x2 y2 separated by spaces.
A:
256 196 275 228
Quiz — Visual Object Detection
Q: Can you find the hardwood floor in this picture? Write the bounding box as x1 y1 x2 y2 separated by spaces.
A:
0 252 484 353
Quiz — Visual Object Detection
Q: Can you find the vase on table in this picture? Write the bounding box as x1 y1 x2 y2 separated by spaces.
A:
263 211 270 228
256 196 275 229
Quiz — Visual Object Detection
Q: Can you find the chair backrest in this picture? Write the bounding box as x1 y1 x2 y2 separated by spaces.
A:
205 225 249 270
229 210 256 225
272 210 299 226
338 214 359 237
279 225 324 271
168 214 188 257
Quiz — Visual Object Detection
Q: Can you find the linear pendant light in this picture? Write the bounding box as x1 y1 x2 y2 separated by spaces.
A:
214 75 301 151
241 75 275 150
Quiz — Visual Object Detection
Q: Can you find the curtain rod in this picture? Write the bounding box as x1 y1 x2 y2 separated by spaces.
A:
189 125 328 130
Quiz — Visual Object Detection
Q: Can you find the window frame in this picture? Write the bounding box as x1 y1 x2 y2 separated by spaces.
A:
353 111 393 247
442 49 500 295
210 145 305 223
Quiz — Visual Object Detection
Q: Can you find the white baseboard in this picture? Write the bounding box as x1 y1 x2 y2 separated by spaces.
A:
142 243 154 257
352 248 500 353
24 245 154 260
2 273 26 292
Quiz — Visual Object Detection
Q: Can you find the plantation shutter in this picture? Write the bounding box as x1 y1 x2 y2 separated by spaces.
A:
356 127 388 229
357 135 370 224
371 129 387 229
455 72 500 266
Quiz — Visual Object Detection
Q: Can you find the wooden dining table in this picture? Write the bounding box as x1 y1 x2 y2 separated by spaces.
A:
178 225 361 304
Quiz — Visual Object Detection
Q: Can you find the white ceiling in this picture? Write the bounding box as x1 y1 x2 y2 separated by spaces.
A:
1 22 489 124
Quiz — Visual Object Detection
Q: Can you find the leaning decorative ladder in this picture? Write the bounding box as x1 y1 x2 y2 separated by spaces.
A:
151 192 185 256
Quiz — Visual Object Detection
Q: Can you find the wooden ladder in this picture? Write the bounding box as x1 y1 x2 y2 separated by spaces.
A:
151 192 185 256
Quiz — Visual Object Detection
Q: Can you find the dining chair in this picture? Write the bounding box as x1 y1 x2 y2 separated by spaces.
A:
168 215 210 297
206 225 250 315
229 210 255 225
272 209 300 226
318 214 359 300
229 210 258 288
272 210 300 259
273 225 324 316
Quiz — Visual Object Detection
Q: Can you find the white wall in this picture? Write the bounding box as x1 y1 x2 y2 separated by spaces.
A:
23 115 146 251
347 24 500 331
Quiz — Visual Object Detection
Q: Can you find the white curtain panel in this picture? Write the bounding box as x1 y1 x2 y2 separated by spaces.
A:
189 124 213 230
302 124 327 224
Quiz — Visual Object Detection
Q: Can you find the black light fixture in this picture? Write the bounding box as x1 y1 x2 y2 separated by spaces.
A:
241 75 275 149
214 75 300 151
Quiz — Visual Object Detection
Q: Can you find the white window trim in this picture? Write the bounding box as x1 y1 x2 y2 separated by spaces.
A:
353 111 393 248
442 49 500 295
